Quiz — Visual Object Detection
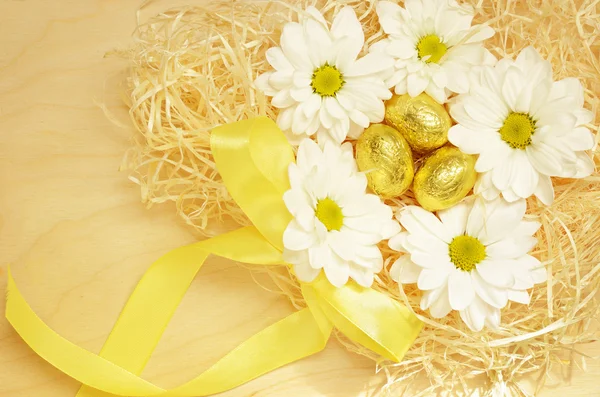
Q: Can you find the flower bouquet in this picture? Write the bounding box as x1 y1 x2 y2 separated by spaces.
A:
6 0 600 396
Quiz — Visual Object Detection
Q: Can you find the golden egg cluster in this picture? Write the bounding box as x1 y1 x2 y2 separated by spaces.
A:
356 93 477 211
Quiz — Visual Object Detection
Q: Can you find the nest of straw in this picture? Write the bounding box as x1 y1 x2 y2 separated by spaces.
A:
120 0 600 395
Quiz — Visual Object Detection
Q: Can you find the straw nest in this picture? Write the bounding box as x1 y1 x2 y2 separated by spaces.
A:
120 0 600 395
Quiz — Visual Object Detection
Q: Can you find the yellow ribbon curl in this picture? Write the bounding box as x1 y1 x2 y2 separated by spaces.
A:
5 117 423 397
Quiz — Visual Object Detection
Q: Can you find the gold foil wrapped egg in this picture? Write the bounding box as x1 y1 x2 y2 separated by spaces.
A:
413 146 476 212
384 93 451 153
356 124 414 198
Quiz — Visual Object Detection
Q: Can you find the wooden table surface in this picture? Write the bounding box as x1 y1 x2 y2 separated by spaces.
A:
0 1 598 396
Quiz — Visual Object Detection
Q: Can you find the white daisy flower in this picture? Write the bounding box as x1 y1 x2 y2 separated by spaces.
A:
448 46 596 205
282 139 400 287
389 198 547 331
255 6 394 145
373 0 495 103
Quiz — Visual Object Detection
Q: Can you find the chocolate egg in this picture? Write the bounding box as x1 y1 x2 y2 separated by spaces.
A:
413 146 476 212
356 124 414 198
384 93 451 153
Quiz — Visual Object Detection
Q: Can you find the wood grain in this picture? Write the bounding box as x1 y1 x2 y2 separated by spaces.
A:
0 1 598 396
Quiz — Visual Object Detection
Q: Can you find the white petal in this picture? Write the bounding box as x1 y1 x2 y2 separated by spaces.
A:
392 255 422 283
464 94 505 129
346 52 394 77
406 233 449 254
444 62 470 94
305 6 328 27
280 23 312 70
476 259 514 288
348 264 375 287
283 190 314 230
501 66 523 111
428 288 453 318
534 174 555 205
475 141 512 173
294 262 321 282
283 247 309 266
328 231 357 261
404 0 423 17
567 127 595 151
292 104 315 134
511 150 539 199
290 86 313 102
407 73 429 97
448 124 495 155
466 26 495 43
400 206 452 243
304 19 333 67
296 138 322 173
386 38 417 60
438 198 472 237
324 257 350 287
277 106 295 131
514 221 542 237
484 306 501 330
486 235 537 259
381 219 402 240
324 96 348 120
389 232 409 252
470 197 527 245
574 151 595 178
508 289 531 304
411 251 454 270
302 94 322 119
266 47 294 71
376 1 404 36
418 267 451 290
331 6 364 42
333 36 361 71
491 150 517 191
308 243 332 269
530 266 547 284
255 72 276 95
283 220 316 250
448 270 476 311
459 297 488 332
472 271 508 309
527 140 569 176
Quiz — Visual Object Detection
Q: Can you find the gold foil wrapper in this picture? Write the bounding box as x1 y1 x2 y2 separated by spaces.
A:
356 124 414 198
413 146 476 212
384 93 451 153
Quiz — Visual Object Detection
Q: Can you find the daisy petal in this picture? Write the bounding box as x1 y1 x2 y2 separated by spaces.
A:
448 270 475 311
294 263 321 282
324 257 349 287
438 198 472 237
476 259 515 288
418 267 451 290
459 297 489 332
508 289 530 304
400 206 452 243
392 256 422 283
472 271 508 309
283 220 316 250
534 174 555 205
428 288 453 318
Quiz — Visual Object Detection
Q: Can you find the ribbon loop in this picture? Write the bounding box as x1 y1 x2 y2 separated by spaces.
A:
6 117 422 397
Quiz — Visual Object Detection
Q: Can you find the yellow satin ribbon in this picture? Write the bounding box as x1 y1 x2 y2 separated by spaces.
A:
5 117 423 397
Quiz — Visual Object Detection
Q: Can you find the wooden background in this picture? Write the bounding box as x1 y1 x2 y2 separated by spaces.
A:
0 1 598 396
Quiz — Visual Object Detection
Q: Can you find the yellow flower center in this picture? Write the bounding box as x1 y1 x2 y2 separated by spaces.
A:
311 63 345 97
315 197 344 231
417 34 448 64
499 112 536 149
448 235 486 272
